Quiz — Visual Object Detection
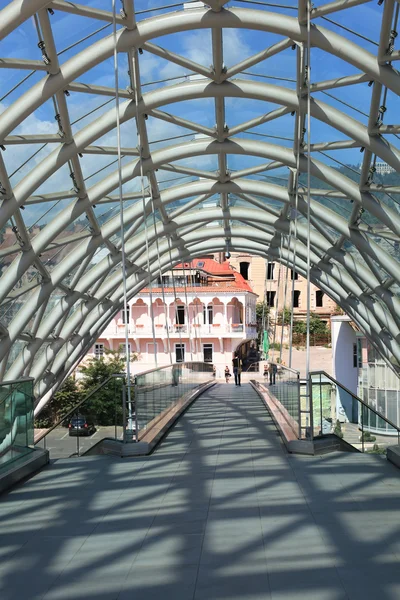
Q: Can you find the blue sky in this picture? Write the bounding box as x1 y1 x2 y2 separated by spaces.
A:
0 0 398 228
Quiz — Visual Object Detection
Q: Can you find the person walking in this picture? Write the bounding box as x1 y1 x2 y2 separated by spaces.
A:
224 366 231 383
212 365 216 378
268 362 277 386
232 353 242 386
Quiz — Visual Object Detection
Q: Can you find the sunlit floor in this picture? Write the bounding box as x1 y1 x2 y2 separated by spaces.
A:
1 383 400 600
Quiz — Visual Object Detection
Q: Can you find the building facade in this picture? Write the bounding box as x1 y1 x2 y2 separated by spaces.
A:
227 252 337 325
86 258 258 375
331 316 400 434
375 162 395 175
358 337 400 434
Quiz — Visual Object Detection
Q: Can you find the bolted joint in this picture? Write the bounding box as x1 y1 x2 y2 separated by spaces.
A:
37 40 51 66
55 114 65 137
69 171 80 193
388 30 398 55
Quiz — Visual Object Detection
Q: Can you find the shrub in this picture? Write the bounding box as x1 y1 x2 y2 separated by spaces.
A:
334 420 344 439
360 431 376 443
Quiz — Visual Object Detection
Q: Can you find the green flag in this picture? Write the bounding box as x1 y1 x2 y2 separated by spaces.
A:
262 330 269 360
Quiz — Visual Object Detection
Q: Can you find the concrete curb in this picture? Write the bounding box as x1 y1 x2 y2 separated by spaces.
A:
84 379 216 458
0 448 49 495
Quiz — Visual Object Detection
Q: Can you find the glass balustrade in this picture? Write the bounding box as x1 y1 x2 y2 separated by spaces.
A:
35 375 124 459
0 378 34 472
254 364 301 437
35 363 214 457
310 371 400 452
134 362 214 434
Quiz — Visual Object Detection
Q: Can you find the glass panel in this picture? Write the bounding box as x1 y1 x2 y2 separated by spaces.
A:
0 378 34 473
134 362 214 434
35 376 123 459
310 371 400 453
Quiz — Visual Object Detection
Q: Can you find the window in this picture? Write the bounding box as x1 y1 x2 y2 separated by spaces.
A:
353 344 358 368
267 263 275 280
94 343 104 358
203 344 213 363
315 290 324 307
147 342 158 357
207 305 213 325
357 339 363 369
291 269 298 280
266 291 276 307
175 343 185 362
119 343 131 357
121 307 130 323
176 305 185 324
240 261 250 280
293 290 300 308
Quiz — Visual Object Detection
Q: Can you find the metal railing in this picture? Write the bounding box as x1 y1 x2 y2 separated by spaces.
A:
35 374 128 457
254 363 301 436
34 362 214 458
253 366 400 453
308 371 400 452
102 323 257 336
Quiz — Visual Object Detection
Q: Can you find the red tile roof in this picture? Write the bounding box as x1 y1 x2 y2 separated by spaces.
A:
175 258 232 275
140 257 256 295
139 286 255 294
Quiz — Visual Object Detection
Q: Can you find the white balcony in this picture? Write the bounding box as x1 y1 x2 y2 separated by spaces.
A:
102 322 257 338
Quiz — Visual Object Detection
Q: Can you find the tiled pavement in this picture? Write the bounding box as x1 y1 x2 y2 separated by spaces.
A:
1 383 400 600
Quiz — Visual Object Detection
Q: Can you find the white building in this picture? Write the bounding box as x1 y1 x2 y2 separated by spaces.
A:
375 162 395 175
86 258 258 375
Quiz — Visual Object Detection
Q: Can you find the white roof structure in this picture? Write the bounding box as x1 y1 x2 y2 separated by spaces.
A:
1 0 400 406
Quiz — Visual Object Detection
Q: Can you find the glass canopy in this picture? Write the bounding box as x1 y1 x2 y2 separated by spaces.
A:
0 0 400 406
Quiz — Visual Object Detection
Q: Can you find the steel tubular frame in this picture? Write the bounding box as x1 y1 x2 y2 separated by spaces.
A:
1 0 400 408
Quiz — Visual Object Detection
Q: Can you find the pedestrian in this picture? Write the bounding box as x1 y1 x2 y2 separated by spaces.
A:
263 364 268 380
268 362 277 385
224 366 231 383
172 365 180 386
232 353 242 386
212 365 216 378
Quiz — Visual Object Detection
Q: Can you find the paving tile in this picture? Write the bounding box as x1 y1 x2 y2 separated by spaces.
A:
119 564 198 600
2 384 400 600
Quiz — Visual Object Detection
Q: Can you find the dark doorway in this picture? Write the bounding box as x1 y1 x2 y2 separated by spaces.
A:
176 305 185 324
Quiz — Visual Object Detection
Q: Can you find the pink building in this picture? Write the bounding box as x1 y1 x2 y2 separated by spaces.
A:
88 258 258 376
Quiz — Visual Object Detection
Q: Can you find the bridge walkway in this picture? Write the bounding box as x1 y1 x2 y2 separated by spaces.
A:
1 383 400 599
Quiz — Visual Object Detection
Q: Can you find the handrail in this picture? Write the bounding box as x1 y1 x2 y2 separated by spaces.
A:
34 373 127 444
134 361 213 378
269 362 300 376
310 370 400 435
35 362 214 445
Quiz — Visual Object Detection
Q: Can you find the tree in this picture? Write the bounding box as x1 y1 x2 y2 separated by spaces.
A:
256 301 270 345
256 301 269 329
293 313 329 335
35 376 82 428
277 307 292 325
79 349 137 426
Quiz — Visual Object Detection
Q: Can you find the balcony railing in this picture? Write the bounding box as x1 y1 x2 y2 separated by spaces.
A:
101 323 257 337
